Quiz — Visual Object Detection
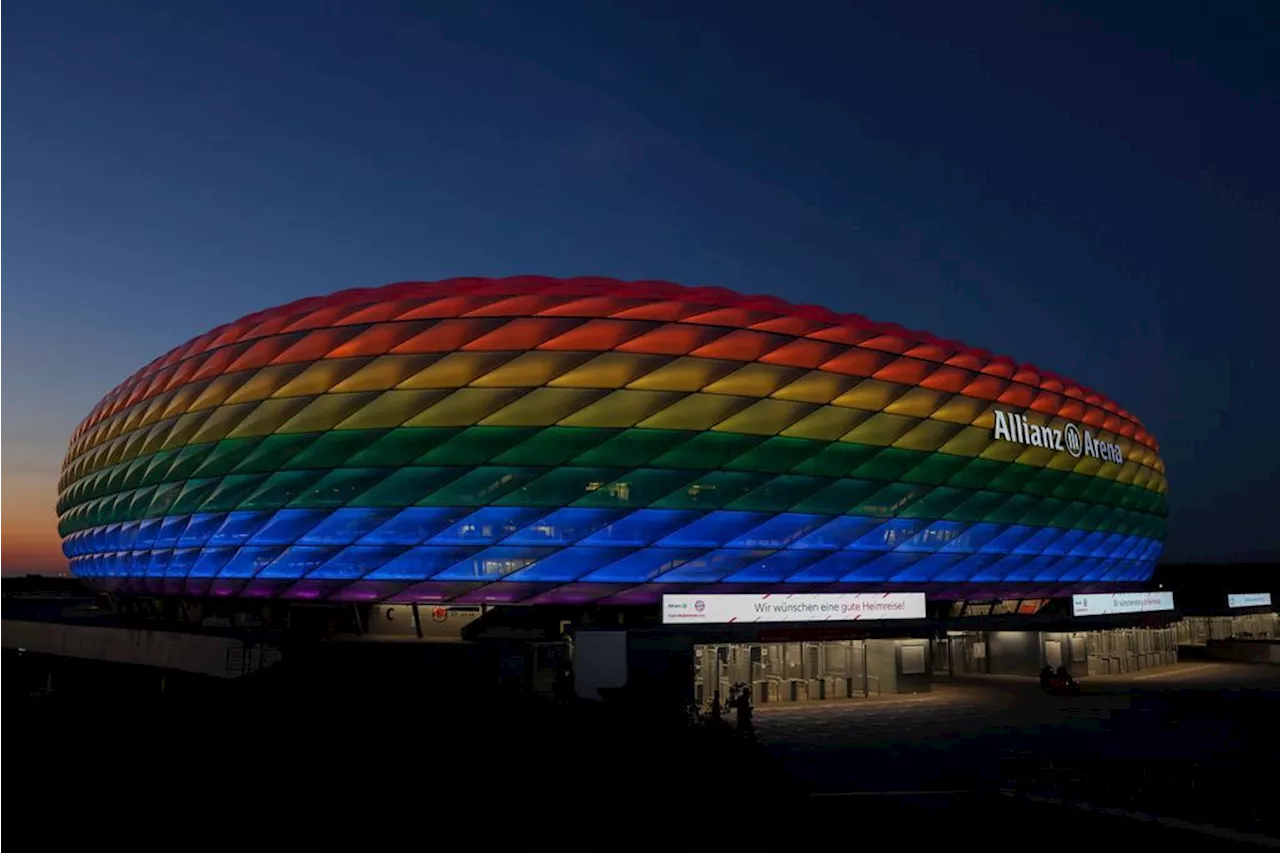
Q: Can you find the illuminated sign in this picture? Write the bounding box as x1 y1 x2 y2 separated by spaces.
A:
1071 591 1174 616
1227 593 1273 609
662 592 927 624
992 410 1123 464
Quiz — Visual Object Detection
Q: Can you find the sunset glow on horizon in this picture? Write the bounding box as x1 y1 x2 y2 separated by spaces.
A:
3 469 66 574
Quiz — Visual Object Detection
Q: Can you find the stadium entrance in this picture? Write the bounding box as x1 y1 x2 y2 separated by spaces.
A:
693 636 932 706
934 625 1180 678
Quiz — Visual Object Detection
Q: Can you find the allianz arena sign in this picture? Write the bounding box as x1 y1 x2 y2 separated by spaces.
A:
992 409 1124 464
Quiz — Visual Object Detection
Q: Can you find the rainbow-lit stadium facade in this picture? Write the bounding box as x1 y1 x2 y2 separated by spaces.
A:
57 277 1166 605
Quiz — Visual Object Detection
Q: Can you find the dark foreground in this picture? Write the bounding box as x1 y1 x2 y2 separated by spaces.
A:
8 649 1278 849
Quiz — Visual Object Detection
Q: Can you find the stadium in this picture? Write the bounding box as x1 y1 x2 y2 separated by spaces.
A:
56 276 1167 610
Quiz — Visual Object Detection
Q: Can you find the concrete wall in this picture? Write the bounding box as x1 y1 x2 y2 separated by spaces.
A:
574 630 628 700
986 630 1043 676
865 639 932 694
1 620 275 678
1203 639 1280 664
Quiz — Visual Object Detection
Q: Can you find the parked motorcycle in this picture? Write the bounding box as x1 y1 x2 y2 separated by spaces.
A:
1040 665 1081 696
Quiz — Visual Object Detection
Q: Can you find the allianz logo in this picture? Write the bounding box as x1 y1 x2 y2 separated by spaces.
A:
992 409 1124 464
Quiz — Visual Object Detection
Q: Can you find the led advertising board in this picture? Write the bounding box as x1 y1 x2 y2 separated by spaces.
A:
662 592 927 624
1227 593 1273 609
1071 591 1174 616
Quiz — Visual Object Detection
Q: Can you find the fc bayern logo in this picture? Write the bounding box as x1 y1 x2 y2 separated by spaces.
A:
694 600 706 612
1064 423 1083 458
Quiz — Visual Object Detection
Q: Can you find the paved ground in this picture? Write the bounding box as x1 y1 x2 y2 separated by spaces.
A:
757 661 1280 748
753 662 1280 840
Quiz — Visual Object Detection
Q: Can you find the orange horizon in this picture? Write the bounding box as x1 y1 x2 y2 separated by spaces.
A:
3 469 67 576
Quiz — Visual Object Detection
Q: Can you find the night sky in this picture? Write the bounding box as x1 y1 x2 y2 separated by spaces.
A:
4 1 1278 572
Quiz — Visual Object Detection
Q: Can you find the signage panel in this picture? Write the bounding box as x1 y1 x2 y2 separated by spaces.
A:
1071 591 1174 616
662 592 927 624
1228 593 1273 609
992 409 1124 463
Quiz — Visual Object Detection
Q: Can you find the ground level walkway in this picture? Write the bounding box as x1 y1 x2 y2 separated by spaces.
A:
753 662 1280 840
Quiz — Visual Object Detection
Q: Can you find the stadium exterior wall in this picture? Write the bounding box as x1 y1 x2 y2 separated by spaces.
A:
57 277 1167 605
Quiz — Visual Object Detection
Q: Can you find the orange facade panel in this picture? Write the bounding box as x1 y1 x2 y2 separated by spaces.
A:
465 293 563 317
690 330 787 362
1029 391 1065 415
962 374 1008 401
918 365 973 393
536 295 645 318
749 315 826 336
996 383 1037 408
819 349 892 378
872 357 934 385
758 338 842 369
280 305 353 334
190 343 252 382
396 295 486 320
537 319 653 351
392 318 496 353
610 299 700 323
859 335 913 355
615 323 723 356
224 334 305 373
680 307 775 328
270 328 361 364
326 322 429 359
463 318 578 351
336 299 420 325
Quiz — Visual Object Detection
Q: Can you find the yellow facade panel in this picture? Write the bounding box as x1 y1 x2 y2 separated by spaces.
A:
396 353 513 390
470 352 591 388
842 412 919 447
224 364 309 406
159 382 208 421
771 370 857 404
780 406 870 441
191 402 261 444
626 357 736 392
893 419 962 452
556 390 683 428
273 359 371 398
402 388 526 427
703 364 804 399
335 390 448 430
636 393 753 431
480 388 607 427
159 410 215 451
548 353 666 389
930 395 989 425
712 398 816 435
226 397 312 438
189 374 252 413
277 393 382 434
883 387 948 419
831 379 906 412
331 355 440 393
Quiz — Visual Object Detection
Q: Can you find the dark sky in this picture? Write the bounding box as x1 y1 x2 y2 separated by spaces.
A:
4 0 1278 568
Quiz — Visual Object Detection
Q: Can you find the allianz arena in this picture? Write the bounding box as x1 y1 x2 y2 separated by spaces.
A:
57 277 1167 604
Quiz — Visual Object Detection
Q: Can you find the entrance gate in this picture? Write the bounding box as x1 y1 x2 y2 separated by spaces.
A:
693 640 877 707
